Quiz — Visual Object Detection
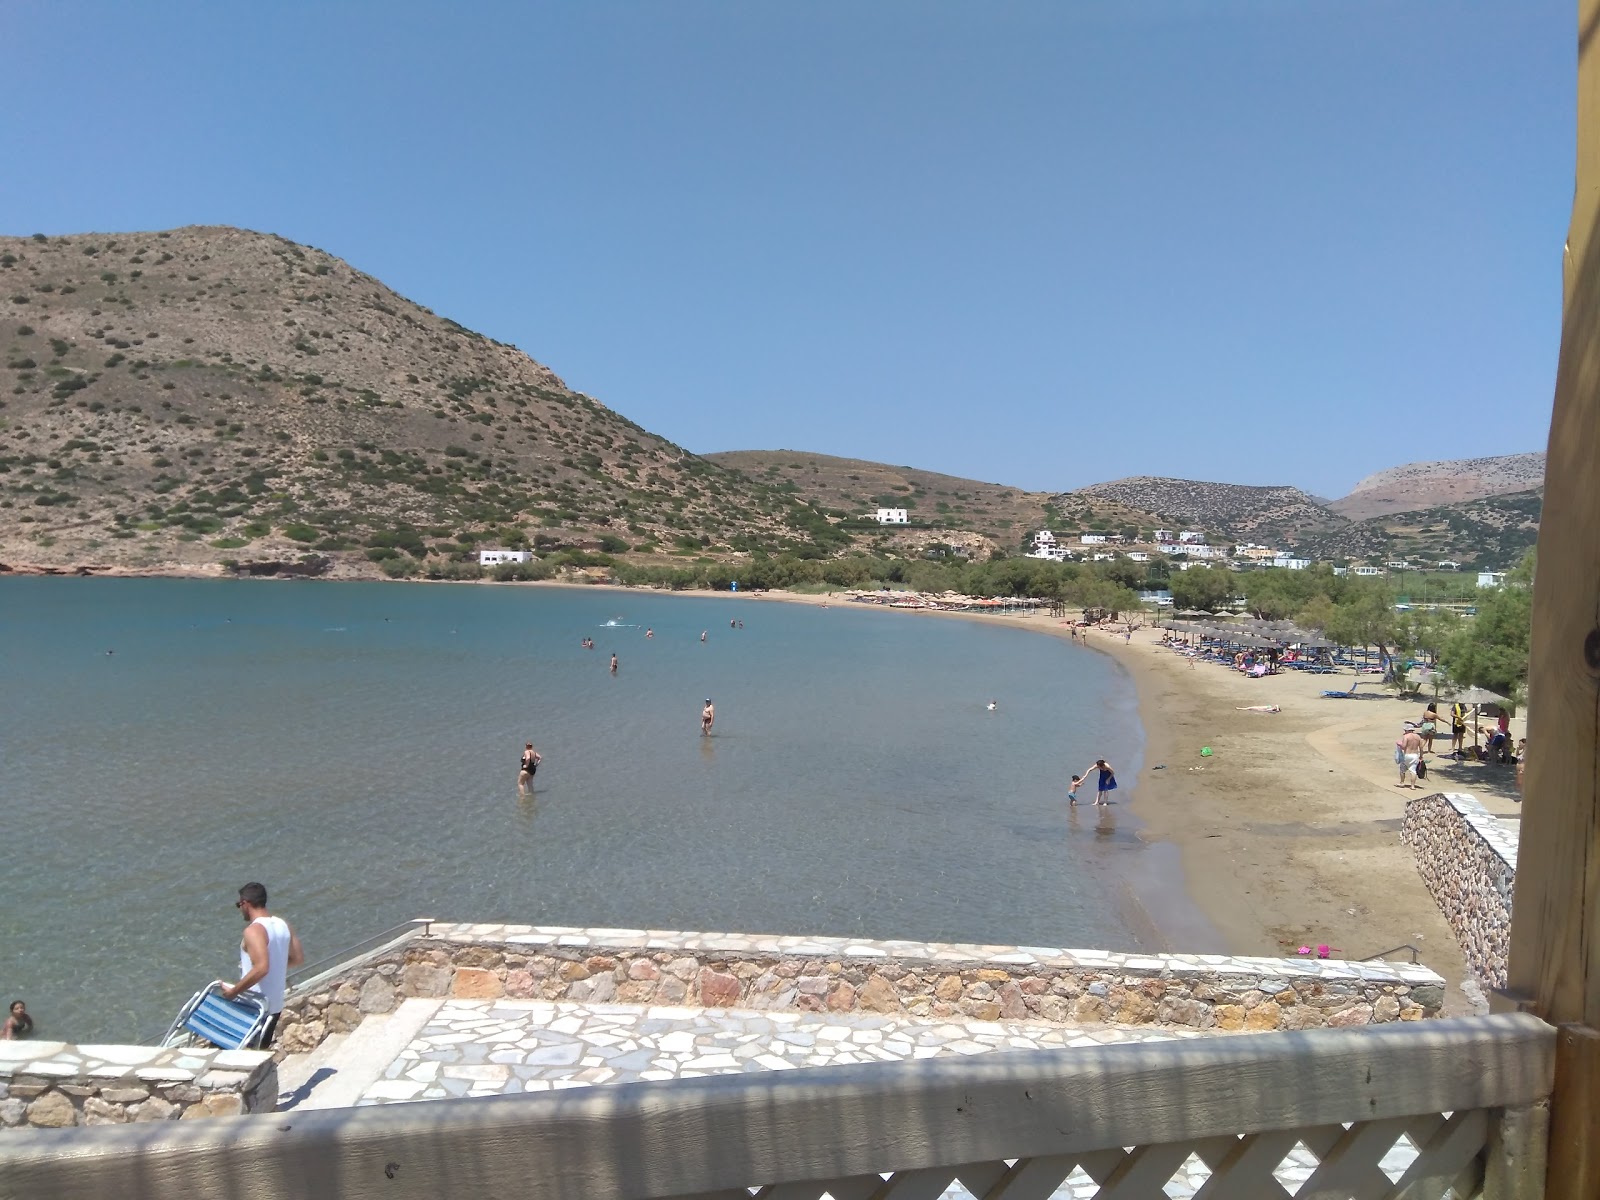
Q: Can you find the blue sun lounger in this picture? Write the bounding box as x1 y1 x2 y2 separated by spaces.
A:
1320 681 1366 699
160 980 271 1050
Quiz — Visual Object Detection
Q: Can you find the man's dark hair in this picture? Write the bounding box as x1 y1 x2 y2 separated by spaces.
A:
238 882 268 908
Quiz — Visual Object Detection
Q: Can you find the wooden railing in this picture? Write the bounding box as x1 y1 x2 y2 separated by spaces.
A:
2 1014 1553 1200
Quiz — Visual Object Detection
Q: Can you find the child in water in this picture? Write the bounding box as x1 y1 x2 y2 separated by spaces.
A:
1068 775 1083 806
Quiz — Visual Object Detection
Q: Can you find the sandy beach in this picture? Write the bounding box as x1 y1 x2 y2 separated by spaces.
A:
728 589 1517 1013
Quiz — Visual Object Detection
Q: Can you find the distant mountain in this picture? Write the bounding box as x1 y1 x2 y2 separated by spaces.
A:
704 450 1153 547
1067 477 1345 546
1330 452 1546 521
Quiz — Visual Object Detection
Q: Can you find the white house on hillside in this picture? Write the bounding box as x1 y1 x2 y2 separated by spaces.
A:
1272 556 1311 570
1153 529 1174 542
1178 531 1207 544
1478 571 1508 589
874 508 909 524
479 549 532 566
1079 533 1108 545
1352 565 1385 577
1026 531 1071 562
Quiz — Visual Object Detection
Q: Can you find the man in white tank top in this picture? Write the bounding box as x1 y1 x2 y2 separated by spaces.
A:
222 882 305 1047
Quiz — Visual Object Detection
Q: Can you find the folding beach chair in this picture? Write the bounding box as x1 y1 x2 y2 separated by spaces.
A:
1320 681 1365 699
160 980 271 1049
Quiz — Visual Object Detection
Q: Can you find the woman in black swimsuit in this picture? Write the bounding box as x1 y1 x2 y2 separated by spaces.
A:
518 743 542 792
2 1000 32 1040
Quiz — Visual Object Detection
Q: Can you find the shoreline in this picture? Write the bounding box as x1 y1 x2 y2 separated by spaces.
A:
5 570 1500 1003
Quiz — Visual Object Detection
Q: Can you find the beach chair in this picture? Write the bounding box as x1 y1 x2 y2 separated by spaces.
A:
160 981 271 1050
1320 681 1366 699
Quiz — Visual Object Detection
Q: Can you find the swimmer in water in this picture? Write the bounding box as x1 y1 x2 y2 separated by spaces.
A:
986 700 997 711
701 631 707 643
645 628 653 639
701 698 715 737
610 653 618 674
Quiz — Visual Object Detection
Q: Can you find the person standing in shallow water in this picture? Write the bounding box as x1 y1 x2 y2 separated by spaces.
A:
518 742 542 791
1 1000 32 1039
1079 758 1117 806
701 698 715 736
609 653 618 674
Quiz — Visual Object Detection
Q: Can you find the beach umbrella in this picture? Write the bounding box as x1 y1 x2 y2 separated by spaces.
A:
1449 685 1510 747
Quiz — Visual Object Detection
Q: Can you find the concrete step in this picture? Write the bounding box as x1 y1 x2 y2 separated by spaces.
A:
276 997 444 1111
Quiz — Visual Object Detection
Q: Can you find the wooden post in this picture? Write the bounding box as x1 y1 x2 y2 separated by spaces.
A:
1503 0 1600 1195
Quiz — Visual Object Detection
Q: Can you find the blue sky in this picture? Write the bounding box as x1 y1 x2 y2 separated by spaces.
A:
2 2 1571 497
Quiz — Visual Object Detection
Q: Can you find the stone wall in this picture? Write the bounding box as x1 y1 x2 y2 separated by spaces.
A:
272 925 1446 1055
0 1041 277 1132
1402 791 1518 989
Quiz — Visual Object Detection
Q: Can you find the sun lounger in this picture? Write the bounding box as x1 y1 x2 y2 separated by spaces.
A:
1321 681 1366 699
160 980 271 1050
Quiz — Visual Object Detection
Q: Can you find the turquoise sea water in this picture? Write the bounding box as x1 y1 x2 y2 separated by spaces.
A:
1 577 1155 1042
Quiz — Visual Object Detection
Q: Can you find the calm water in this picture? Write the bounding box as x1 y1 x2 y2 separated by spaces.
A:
1 577 1155 1042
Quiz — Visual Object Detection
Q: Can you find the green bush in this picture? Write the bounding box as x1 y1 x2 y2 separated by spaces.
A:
282 523 319 542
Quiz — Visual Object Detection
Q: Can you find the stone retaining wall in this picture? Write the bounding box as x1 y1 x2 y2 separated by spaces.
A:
1402 791 1518 989
273 925 1446 1055
0 1041 277 1132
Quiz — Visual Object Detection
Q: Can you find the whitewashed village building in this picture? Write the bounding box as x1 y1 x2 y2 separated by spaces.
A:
873 508 909 525
479 549 533 566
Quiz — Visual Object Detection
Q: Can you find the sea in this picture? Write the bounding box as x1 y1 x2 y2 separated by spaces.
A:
1 577 1160 1043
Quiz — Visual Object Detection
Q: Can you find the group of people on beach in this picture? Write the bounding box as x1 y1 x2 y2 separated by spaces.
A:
1396 701 1526 791
1069 759 1118 807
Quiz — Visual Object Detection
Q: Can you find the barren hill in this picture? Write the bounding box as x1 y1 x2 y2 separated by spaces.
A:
0 226 834 574
1068 476 1346 545
1330 452 1546 521
704 450 1157 548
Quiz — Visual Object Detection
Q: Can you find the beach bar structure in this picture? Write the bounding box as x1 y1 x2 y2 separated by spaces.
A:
8 11 1600 1200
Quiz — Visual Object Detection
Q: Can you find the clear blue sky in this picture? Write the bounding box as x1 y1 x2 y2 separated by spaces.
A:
2 2 1571 497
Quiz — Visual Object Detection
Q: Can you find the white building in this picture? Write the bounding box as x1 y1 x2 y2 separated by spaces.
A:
1437 560 1462 570
1152 529 1174 543
1178 530 1207 544
1478 571 1508 589
873 508 909 524
1272 556 1311 570
1026 531 1071 562
1332 566 1349 576
1352 565 1385 577
479 549 532 566
1158 541 1223 560
1385 560 1412 571
1079 533 1108 545
1126 551 1150 562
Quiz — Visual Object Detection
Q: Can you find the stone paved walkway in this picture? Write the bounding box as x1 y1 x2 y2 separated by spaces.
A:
355 997 1225 1104
281 999 1420 1198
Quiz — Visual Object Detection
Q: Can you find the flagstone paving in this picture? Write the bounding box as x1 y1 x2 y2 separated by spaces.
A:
353 997 1230 1105
279 998 1420 1197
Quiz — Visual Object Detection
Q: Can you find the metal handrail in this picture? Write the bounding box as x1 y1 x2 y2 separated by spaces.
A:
286 917 435 986
1362 943 1423 964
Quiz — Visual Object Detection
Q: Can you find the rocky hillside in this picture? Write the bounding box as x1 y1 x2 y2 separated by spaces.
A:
704 450 1152 549
1330 452 1546 521
0 226 838 574
1067 477 1346 546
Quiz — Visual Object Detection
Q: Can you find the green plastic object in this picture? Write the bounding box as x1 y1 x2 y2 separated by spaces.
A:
1200 746 1214 757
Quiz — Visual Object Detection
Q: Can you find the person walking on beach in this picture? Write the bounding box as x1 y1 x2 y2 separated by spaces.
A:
701 698 715 737
518 742 542 791
1396 724 1425 790
222 883 304 1049
1080 759 1117 806
609 653 618 675
1419 702 1439 752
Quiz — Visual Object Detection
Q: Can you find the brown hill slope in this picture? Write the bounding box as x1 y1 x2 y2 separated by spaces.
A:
1330 452 1546 520
705 450 1158 547
0 226 833 572
1068 476 1347 545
